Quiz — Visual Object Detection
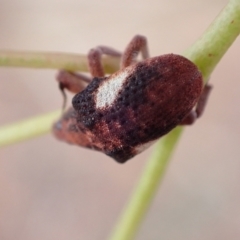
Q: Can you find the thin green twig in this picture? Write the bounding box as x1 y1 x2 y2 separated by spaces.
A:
184 0 240 77
0 50 120 73
0 111 61 147
109 128 183 240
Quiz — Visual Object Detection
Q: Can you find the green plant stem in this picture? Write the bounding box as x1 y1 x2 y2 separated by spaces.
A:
109 1 240 240
0 51 120 73
0 111 60 147
184 0 240 78
109 128 183 240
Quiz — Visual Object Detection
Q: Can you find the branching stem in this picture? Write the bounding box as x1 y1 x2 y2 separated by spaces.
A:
0 1 240 240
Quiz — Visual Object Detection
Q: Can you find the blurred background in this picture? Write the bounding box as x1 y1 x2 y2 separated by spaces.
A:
0 0 240 239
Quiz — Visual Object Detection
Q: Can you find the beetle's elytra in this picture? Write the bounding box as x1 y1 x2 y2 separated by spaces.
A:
53 35 211 163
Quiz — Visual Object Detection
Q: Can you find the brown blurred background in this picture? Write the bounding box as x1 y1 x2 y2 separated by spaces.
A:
0 0 240 239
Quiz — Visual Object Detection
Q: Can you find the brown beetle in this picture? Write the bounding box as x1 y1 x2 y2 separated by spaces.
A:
53 35 212 163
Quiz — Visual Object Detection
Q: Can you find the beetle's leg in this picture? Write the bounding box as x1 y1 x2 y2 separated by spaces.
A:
56 71 92 109
57 46 121 107
57 47 121 93
88 46 121 77
57 70 91 94
121 35 149 68
180 84 212 125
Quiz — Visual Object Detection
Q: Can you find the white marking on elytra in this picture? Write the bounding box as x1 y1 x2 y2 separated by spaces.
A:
95 68 132 109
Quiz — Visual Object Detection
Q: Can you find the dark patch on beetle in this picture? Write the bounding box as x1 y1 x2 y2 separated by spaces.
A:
54 54 203 163
105 146 135 164
72 77 104 129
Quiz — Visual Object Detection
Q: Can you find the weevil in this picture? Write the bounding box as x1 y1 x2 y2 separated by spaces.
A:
53 35 212 163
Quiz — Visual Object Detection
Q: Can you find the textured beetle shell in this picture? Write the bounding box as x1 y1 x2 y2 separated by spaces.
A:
54 54 203 163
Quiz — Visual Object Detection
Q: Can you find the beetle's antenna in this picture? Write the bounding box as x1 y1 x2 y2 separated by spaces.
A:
59 83 67 112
